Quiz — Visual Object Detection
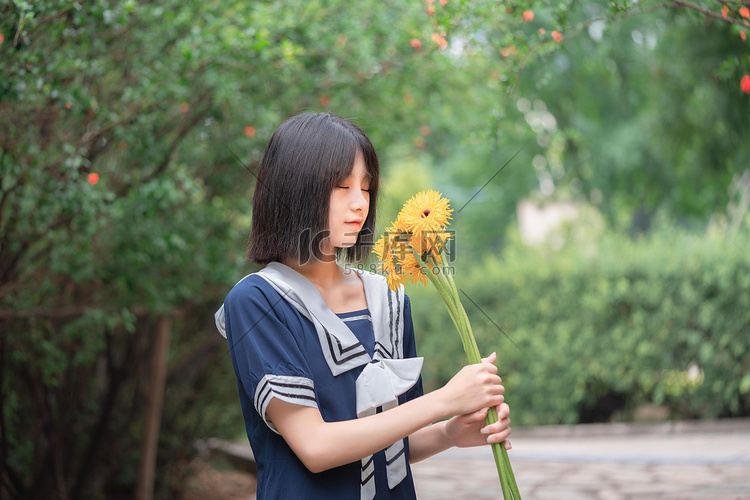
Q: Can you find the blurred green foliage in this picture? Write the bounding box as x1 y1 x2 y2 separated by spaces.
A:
1 0 749 498
409 223 750 426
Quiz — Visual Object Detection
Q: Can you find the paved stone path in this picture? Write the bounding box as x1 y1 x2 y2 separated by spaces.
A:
411 419 750 499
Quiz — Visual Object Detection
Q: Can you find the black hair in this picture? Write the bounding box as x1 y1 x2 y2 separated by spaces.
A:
247 112 379 265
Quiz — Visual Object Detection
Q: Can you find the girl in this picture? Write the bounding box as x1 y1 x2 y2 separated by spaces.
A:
216 113 511 499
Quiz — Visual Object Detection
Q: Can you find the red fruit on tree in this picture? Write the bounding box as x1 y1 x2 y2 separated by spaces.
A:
88 173 100 185
522 10 534 22
741 75 750 94
431 33 448 49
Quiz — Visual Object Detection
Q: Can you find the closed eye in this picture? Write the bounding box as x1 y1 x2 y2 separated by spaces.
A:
336 185 370 192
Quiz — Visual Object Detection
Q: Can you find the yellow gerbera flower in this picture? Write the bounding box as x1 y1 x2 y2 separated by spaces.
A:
397 190 453 234
381 255 406 290
400 253 428 286
372 235 387 260
410 230 452 259
374 235 407 290
373 228 411 260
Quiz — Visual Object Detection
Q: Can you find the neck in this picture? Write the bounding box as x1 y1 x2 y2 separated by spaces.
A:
280 254 367 314
282 256 342 288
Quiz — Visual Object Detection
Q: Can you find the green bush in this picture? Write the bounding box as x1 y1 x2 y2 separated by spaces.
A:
408 227 750 426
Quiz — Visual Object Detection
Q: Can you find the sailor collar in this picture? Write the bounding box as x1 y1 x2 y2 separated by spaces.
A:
216 262 424 415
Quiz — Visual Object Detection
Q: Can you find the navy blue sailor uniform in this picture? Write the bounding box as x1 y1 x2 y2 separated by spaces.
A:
216 262 424 500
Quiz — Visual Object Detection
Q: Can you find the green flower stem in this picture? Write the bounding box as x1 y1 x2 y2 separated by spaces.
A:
452 288 516 498
444 266 482 362
427 260 480 381
424 254 474 356
489 405 515 499
397 240 520 498
410 249 460 327
424 249 521 500
504 444 520 499
454 289 519 499
496 439 512 500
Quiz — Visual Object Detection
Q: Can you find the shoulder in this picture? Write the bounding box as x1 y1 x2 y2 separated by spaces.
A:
222 273 309 344
224 273 284 311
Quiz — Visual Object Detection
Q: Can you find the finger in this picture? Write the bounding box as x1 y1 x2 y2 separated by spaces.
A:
479 416 510 435
505 439 512 451
479 363 499 375
484 377 504 395
495 402 510 419
459 407 489 424
486 427 512 445
481 351 497 364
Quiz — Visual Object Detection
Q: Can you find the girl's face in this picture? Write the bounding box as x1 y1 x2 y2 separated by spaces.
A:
324 152 370 256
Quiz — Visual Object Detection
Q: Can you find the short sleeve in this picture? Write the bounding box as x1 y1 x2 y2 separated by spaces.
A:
401 294 424 402
224 276 319 433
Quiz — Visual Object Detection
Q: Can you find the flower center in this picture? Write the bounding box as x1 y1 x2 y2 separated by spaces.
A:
421 209 431 217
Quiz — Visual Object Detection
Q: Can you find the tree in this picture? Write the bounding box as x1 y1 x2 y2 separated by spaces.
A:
515 1 750 230
0 0 500 497
2 0 748 497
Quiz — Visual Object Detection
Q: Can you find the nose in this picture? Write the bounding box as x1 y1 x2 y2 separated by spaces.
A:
350 187 368 212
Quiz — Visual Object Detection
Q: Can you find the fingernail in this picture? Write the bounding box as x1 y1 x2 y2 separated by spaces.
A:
507 440 512 450
480 426 490 434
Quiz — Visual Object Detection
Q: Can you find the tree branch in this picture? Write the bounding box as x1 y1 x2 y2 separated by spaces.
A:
144 110 207 182
672 0 750 28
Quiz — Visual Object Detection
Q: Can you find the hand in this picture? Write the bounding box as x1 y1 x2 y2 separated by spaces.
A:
437 352 505 417
445 402 511 450
443 353 512 450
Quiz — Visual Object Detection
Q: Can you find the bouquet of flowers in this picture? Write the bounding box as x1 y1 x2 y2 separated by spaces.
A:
373 190 521 499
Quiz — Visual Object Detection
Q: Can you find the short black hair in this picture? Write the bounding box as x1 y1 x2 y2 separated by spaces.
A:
247 112 379 265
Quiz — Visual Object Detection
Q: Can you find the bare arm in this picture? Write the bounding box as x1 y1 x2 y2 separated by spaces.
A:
266 361 504 473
